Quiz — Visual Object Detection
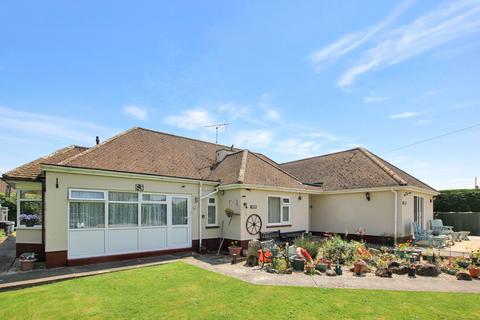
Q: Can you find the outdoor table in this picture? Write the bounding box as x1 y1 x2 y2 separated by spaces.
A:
431 236 448 248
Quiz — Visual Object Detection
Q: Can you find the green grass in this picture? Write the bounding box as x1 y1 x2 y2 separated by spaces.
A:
0 262 478 320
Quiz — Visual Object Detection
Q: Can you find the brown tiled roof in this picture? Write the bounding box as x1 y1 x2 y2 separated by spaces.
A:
3 146 88 181
208 150 319 190
280 148 436 192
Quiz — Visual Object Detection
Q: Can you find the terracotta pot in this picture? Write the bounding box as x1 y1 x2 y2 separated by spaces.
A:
468 267 480 278
228 246 242 257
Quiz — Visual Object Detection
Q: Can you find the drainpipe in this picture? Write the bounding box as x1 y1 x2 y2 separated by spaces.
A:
198 182 219 252
390 188 398 246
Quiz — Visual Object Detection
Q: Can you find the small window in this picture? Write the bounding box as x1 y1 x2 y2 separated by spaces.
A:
19 190 41 200
207 197 217 225
268 196 290 224
141 203 167 226
108 203 138 227
69 202 105 229
69 189 106 200
142 194 166 202
109 192 138 202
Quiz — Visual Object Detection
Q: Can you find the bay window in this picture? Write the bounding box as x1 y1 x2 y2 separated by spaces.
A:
268 196 290 225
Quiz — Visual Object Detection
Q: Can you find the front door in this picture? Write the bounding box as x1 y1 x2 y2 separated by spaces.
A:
168 196 190 248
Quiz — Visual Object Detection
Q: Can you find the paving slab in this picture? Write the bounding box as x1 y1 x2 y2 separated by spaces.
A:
0 236 16 274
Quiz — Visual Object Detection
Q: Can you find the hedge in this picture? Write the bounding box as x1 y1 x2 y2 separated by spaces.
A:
434 189 480 212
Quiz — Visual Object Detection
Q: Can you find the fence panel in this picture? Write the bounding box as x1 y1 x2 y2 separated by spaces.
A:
434 212 480 236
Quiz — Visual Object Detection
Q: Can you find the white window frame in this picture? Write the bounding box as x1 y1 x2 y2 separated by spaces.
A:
68 189 107 230
414 196 425 229
267 196 291 225
107 191 140 229
17 189 43 228
206 196 217 226
140 193 168 227
68 189 107 201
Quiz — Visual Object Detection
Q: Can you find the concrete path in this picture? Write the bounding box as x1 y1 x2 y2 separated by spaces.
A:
184 255 480 294
0 236 16 274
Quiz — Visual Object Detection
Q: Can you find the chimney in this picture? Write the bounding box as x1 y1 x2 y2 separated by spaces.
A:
96 136 100 145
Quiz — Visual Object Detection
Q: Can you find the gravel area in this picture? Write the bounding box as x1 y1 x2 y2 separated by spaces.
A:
185 254 480 293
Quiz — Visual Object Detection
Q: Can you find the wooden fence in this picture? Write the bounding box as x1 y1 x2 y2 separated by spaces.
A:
434 212 480 236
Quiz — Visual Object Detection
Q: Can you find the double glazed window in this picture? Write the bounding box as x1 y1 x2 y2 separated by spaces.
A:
68 189 188 229
413 196 425 228
18 190 43 227
267 196 291 224
207 197 217 226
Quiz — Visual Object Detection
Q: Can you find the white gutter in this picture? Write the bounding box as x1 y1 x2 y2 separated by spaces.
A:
198 183 219 252
391 188 398 245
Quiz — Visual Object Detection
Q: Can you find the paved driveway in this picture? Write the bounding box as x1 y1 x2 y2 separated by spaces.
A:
0 236 16 274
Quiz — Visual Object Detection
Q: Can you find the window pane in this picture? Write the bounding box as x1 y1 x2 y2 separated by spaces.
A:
268 197 281 223
108 203 138 227
141 204 167 226
19 201 42 226
208 198 215 204
109 192 138 202
69 202 105 229
71 190 105 200
172 198 188 225
207 205 216 225
142 194 166 202
282 206 289 222
282 198 291 204
20 190 41 200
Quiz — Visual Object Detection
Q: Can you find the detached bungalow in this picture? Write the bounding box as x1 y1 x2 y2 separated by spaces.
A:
2 127 438 267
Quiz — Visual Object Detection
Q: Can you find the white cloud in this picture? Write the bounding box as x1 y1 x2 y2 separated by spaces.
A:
217 103 256 123
300 131 341 141
337 1 480 87
425 90 440 95
258 93 281 121
164 109 214 130
363 96 387 103
310 0 413 70
232 129 273 149
389 111 423 119
0 106 117 144
274 138 322 159
123 105 147 120
264 109 280 120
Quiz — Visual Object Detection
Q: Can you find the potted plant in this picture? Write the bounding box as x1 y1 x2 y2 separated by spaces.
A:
304 261 315 274
315 260 328 272
228 241 242 258
224 208 235 218
334 263 343 275
422 248 434 263
456 257 470 269
395 242 411 259
19 252 37 271
467 265 480 278
468 249 480 265
292 256 305 271
20 213 40 227
407 264 416 278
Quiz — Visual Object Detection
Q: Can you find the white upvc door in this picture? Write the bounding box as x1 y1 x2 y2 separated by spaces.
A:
167 196 191 249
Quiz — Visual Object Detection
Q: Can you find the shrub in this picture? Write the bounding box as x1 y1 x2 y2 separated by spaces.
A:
293 237 320 260
434 189 480 212
320 236 363 263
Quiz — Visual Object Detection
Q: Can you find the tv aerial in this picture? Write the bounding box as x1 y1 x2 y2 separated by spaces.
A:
204 122 229 144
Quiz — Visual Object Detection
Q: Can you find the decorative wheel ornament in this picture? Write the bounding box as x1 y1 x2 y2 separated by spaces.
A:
245 214 262 235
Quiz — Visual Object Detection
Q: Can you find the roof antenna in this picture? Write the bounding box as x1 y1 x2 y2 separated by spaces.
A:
204 123 228 145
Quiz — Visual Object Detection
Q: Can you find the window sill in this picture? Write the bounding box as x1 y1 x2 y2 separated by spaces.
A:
16 226 43 230
266 224 292 228
205 225 220 229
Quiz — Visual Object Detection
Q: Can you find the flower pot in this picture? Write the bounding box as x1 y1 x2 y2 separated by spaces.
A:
228 246 242 258
292 258 305 271
315 263 328 273
408 267 416 278
467 267 480 278
334 264 343 275
20 259 35 271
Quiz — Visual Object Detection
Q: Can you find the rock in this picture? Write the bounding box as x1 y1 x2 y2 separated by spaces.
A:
375 268 392 278
390 266 408 275
416 264 440 277
456 271 472 281
388 261 401 269
314 270 322 276
353 260 371 274
326 270 337 276
247 240 261 257
284 268 293 274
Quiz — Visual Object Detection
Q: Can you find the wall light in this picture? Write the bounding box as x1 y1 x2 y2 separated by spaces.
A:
365 192 371 201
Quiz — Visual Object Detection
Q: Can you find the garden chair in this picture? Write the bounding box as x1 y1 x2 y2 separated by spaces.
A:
412 222 447 248
431 219 454 236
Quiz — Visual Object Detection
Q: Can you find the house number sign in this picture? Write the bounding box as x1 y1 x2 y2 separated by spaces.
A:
135 184 144 191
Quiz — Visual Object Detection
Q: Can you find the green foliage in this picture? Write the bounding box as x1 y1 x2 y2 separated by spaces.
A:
293 237 320 259
319 236 363 263
0 192 17 223
434 189 480 212
271 257 287 272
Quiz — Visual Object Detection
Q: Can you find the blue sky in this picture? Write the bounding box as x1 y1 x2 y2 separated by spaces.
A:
0 0 479 190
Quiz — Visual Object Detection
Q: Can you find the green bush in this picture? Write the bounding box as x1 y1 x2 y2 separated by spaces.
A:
434 189 480 212
293 237 320 260
0 192 16 223
319 236 363 263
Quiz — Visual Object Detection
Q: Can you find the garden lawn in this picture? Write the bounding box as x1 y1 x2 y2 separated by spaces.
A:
0 262 478 320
